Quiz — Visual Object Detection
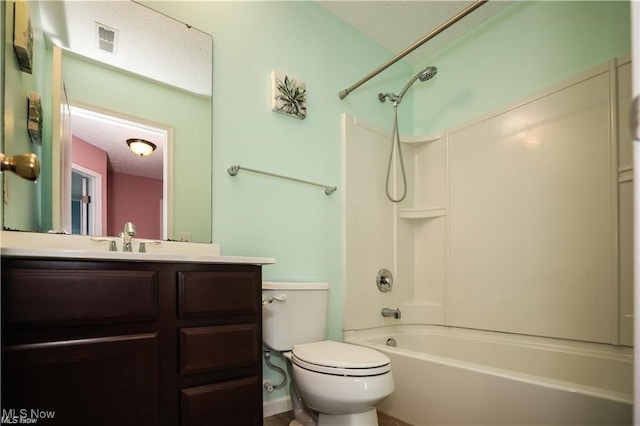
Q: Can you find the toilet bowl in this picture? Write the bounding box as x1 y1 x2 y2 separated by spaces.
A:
262 282 395 426
288 340 394 420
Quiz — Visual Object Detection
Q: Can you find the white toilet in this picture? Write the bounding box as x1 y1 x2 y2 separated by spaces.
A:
262 282 394 426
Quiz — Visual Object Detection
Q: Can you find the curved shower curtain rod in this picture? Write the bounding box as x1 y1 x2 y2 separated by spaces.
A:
338 0 488 100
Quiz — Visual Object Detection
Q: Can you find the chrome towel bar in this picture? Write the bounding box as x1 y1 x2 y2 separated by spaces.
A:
227 164 337 196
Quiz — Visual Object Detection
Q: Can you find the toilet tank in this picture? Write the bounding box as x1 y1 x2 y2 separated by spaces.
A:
262 282 329 351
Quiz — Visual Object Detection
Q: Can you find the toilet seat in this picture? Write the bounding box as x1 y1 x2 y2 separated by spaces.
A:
291 340 391 377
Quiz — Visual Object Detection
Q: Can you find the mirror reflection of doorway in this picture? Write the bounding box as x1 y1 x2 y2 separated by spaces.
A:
68 104 170 239
71 165 101 235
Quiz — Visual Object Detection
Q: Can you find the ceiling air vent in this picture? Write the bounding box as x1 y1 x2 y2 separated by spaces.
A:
96 23 118 54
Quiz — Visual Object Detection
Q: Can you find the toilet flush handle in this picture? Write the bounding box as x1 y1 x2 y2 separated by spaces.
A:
261 293 288 304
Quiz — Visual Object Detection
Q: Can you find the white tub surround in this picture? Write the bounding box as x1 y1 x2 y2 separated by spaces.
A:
343 54 633 345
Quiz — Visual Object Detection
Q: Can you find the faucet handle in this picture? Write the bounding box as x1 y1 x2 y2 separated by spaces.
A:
138 240 162 253
90 237 118 252
376 269 393 293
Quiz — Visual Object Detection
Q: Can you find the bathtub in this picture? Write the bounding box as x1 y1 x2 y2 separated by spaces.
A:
344 325 632 425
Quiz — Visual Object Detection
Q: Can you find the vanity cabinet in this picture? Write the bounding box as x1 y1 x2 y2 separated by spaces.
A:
1 257 263 426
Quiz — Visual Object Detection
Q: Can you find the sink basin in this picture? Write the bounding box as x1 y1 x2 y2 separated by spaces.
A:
0 231 275 265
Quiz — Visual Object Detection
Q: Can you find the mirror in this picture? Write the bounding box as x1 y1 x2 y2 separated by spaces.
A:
2 0 213 242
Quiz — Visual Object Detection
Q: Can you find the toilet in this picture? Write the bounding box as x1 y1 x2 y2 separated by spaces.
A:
262 282 394 426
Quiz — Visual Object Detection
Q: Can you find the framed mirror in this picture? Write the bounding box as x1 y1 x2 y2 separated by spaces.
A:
2 0 213 243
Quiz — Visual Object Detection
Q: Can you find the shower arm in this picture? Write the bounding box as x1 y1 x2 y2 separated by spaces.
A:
397 74 422 101
337 0 488 100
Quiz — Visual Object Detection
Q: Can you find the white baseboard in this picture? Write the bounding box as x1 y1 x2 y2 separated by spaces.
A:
263 395 292 418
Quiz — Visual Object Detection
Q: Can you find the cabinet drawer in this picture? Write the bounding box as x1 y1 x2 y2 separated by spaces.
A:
3 269 158 327
178 271 259 318
180 376 262 426
179 323 259 375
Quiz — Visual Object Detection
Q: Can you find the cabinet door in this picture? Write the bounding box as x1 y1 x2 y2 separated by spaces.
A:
180 376 262 426
1 334 158 426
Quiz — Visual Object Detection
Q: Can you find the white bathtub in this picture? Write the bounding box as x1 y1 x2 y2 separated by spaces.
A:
344 325 632 425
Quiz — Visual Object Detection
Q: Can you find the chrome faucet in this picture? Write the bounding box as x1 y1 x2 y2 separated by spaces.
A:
381 307 401 319
121 222 136 252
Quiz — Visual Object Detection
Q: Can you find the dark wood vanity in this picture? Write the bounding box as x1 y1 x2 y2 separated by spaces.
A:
1 256 265 426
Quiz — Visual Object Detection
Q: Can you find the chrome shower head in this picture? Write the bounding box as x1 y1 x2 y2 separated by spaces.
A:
379 66 438 105
418 66 438 82
397 66 438 101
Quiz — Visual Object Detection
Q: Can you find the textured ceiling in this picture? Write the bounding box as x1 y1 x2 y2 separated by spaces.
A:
39 1 212 96
317 1 512 66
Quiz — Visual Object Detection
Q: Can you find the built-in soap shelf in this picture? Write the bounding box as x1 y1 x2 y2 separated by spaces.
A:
397 207 446 219
400 131 446 146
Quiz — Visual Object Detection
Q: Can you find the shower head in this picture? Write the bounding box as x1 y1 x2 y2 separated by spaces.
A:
418 66 438 82
397 66 438 101
378 66 438 105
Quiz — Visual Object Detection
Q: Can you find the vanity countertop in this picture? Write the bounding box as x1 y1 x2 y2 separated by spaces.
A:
0 231 275 265
0 247 276 264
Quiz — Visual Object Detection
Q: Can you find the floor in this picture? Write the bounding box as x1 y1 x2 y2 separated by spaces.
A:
264 410 413 426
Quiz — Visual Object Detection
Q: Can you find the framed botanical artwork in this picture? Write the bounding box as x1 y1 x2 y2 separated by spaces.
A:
271 71 307 120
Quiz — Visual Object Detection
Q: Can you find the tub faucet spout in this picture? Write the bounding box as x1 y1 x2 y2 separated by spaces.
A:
381 307 401 319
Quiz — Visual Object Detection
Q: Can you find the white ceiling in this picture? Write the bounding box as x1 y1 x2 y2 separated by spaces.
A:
39 0 212 96
38 1 508 178
318 1 512 67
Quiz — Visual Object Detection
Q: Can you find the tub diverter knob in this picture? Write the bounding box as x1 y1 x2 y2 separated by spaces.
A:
377 269 393 292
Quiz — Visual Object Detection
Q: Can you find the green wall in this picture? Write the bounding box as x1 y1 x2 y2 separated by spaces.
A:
411 1 631 135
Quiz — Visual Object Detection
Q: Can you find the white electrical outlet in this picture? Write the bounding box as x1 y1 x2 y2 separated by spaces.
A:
177 232 192 242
